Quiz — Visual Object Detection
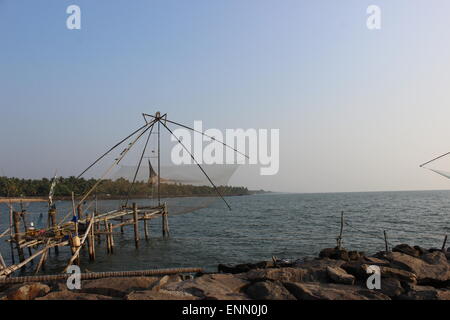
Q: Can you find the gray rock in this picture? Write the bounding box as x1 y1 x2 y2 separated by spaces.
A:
125 289 199 300
36 291 114 300
400 285 450 300
379 277 404 298
283 282 390 300
326 266 355 285
162 273 249 300
81 276 159 297
319 248 349 261
386 251 450 285
246 259 345 283
1 283 50 300
246 281 296 300
393 244 420 257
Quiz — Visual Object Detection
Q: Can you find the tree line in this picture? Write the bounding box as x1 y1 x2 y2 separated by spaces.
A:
0 176 249 198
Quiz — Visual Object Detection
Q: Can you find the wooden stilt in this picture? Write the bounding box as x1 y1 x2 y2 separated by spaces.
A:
144 218 149 241
109 223 114 253
337 211 344 249
162 203 169 238
104 220 111 254
12 211 25 263
87 218 95 261
384 230 389 252
20 211 33 259
133 203 139 248
34 240 50 274
77 203 83 220
9 205 15 264
120 206 125 234
49 207 58 254
0 252 6 270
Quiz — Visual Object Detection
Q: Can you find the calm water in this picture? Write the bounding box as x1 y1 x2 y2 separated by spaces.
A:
1 191 450 274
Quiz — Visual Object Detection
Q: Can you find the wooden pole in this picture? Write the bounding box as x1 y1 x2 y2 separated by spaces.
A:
0 252 6 270
162 203 170 238
144 218 149 241
12 211 25 262
87 217 95 261
109 223 114 253
20 210 33 259
104 220 111 253
442 235 448 252
120 205 125 234
133 203 139 248
9 204 15 264
49 207 58 254
34 240 50 274
337 211 344 249
384 230 389 252
77 203 83 220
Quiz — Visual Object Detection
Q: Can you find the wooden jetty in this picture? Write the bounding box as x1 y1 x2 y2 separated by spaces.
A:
0 202 169 278
0 111 244 279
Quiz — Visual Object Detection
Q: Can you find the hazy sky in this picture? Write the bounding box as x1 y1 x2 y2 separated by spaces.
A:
2 0 450 193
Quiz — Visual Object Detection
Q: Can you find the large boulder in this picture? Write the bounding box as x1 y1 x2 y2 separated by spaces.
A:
218 261 274 274
36 291 114 300
319 248 350 261
1 283 50 300
246 259 345 283
326 266 355 285
386 251 450 285
283 282 390 300
245 281 296 300
125 289 199 300
379 277 404 298
245 268 307 283
377 266 417 283
400 285 450 300
393 244 420 257
162 273 249 300
81 277 159 298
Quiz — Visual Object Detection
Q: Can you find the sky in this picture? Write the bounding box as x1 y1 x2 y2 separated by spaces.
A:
2 0 450 193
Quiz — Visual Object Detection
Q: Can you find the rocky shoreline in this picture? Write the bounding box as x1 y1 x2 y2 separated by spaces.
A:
1 244 450 300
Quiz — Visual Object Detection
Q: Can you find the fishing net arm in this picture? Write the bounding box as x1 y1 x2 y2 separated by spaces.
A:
143 113 249 160
124 121 156 207
159 120 232 211
420 151 450 168
76 122 153 178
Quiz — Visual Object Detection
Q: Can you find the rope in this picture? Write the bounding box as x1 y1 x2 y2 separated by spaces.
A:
0 267 203 284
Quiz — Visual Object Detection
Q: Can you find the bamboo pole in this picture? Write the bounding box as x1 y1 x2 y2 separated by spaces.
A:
109 223 114 253
77 203 83 220
49 207 58 254
162 203 169 238
20 210 33 259
0 241 68 277
34 240 50 274
0 252 6 270
144 218 149 240
104 219 111 253
133 203 139 248
9 205 15 264
12 211 24 262
63 215 95 273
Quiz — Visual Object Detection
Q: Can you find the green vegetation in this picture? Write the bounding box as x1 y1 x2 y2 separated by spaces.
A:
0 176 249 198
